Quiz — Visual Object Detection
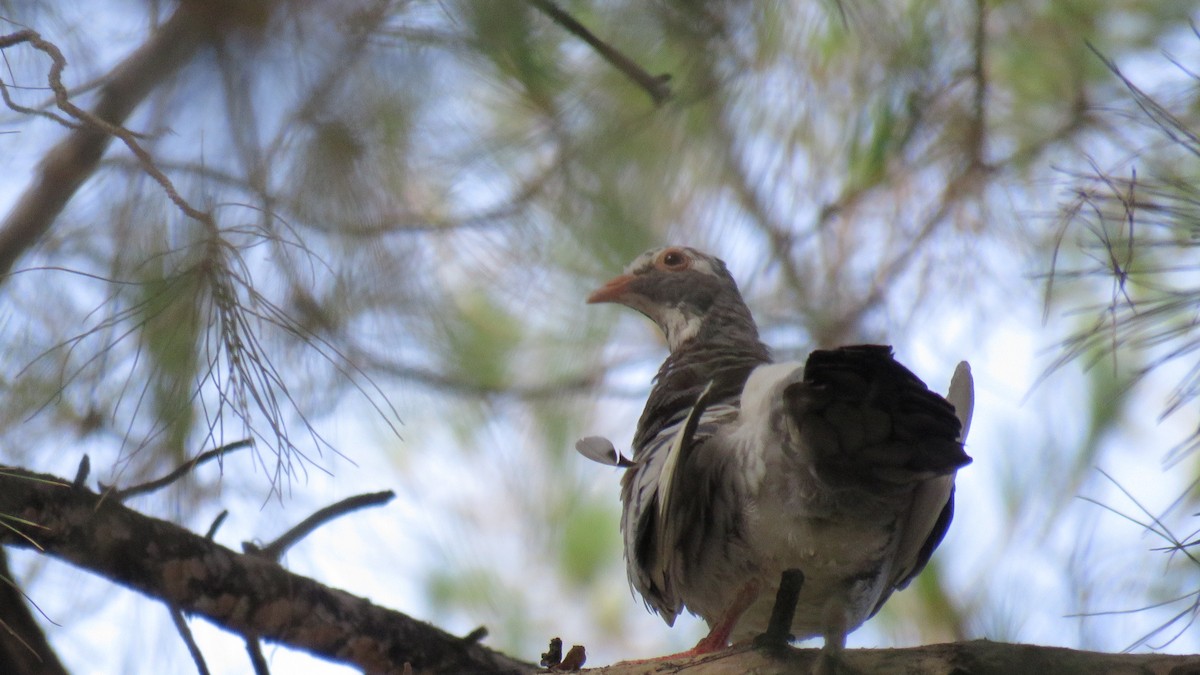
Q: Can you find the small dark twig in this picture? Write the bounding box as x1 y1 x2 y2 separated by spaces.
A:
204 511 228 540
110 440 253 500
246 491 395 560
552 645 586 671
169 606 211 675
0 30 80 129
462 626 488 644
0 7 216 280
71 455 90 489
246 638 269 675
540 637 563 668
527 0 671 105
0 28 209 223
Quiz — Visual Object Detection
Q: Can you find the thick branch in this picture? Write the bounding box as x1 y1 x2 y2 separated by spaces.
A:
5 463 1200 674
0 466 534 674
586 640 1200 674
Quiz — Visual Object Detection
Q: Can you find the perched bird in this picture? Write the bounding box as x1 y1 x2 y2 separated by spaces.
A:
578 246 973 667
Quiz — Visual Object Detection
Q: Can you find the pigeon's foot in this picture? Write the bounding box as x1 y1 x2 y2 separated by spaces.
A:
811 616 855 675
812 646 864 675
611 580 763 667
611 642 726 666
685 577 764 654
753 568 804 655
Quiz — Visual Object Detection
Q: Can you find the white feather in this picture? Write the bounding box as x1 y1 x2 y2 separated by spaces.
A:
656 380 715 524
946 361 974 442
659 306 703 352
575 436 632 467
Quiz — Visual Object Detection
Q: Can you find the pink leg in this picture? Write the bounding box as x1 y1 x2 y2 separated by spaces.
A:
614 580 763 665
691 579 763 654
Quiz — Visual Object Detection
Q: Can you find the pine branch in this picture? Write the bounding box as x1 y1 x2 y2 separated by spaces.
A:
0 548 68 675
0 1 220 278
5 465 1200 673
585 640 1200 674
0 465 534 675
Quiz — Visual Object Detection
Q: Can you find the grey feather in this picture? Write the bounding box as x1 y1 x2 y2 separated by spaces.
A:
575 436 633 467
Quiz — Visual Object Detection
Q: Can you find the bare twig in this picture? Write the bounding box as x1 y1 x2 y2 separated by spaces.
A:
204 511 229 540
0 30 78 129
110 440 253 501
11 28 221 233
246 491 395 560
967 0 988 167
71 455 90 489
169 606 211 675
246 639 269 675
462 626 489 644
528 0 671 105
0 5 218 279
0 465 534 674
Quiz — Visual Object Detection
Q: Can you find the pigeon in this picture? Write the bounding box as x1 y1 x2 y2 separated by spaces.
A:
578 245 973 668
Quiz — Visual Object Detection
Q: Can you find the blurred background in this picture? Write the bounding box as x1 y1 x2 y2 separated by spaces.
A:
2 1 1200 672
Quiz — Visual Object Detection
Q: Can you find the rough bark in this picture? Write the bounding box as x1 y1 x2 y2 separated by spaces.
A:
6 463 1200 675
584 640 1200 675
0 465 534 674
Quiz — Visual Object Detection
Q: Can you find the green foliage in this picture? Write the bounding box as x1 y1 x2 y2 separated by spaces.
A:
442 289 524 393
557 499 619 586
846 100 899 191
133 254 205 461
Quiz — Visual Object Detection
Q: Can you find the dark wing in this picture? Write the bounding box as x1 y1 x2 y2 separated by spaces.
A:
783 344 972 608
784 344 971 485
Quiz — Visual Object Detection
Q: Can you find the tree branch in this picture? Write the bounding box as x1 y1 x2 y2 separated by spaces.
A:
0 548 68 675
0 465 534 674
0 1 219 278
584 640 1200 674
108 439 253 501
169 604 211 675
528 0 671 105
246 491 395 561
4 464 1200 674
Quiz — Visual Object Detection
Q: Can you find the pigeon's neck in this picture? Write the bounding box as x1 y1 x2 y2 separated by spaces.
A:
632 336 771 453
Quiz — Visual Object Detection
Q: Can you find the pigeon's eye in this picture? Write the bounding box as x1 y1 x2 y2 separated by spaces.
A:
659 249 689 270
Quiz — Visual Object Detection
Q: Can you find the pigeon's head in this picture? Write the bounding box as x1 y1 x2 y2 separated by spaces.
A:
588 246 758 352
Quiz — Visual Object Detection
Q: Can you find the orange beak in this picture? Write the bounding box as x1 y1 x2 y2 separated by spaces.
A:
587 273 635 304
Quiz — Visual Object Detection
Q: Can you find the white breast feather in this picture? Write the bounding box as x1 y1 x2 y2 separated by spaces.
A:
728 362 804 489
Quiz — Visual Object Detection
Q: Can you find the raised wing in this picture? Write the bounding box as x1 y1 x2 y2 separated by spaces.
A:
783 345 972 606
784 345 971 485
